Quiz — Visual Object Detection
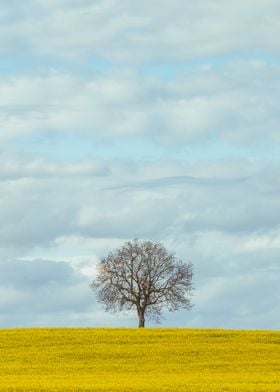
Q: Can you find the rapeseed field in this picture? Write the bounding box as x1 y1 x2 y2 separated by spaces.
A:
0 328 279 391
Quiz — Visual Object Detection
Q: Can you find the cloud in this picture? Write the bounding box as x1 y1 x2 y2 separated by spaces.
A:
1 61 280 146
186 270 280 329
0 257 137 327
237 230 280 252
0 71 153 142
1 155 280 256
0 153 109 180
0 259 92 323
1 0 280 62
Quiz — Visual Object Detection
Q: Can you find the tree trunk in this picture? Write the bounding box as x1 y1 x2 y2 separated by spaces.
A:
137 308 145 328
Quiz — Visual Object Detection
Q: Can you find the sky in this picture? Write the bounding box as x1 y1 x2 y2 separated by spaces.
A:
1 0 280 329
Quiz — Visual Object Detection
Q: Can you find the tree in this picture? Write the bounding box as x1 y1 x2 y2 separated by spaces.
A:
90 239 193 328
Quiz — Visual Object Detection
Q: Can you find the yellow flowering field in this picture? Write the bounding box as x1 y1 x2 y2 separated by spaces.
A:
0 328 279 391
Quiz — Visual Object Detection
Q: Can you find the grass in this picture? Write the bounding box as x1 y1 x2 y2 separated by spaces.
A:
0 328 279 391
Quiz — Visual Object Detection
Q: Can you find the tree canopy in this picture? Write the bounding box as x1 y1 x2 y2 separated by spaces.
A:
91 239 193 327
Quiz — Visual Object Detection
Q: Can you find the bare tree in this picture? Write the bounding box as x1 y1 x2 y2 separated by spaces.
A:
90 239 193 328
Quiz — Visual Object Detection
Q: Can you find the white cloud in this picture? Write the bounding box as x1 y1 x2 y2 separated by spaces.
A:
237 230 280 252
0 154 109 179
1 61 280 145
0 258 97 327
1 155 279 257
1 0 280 62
